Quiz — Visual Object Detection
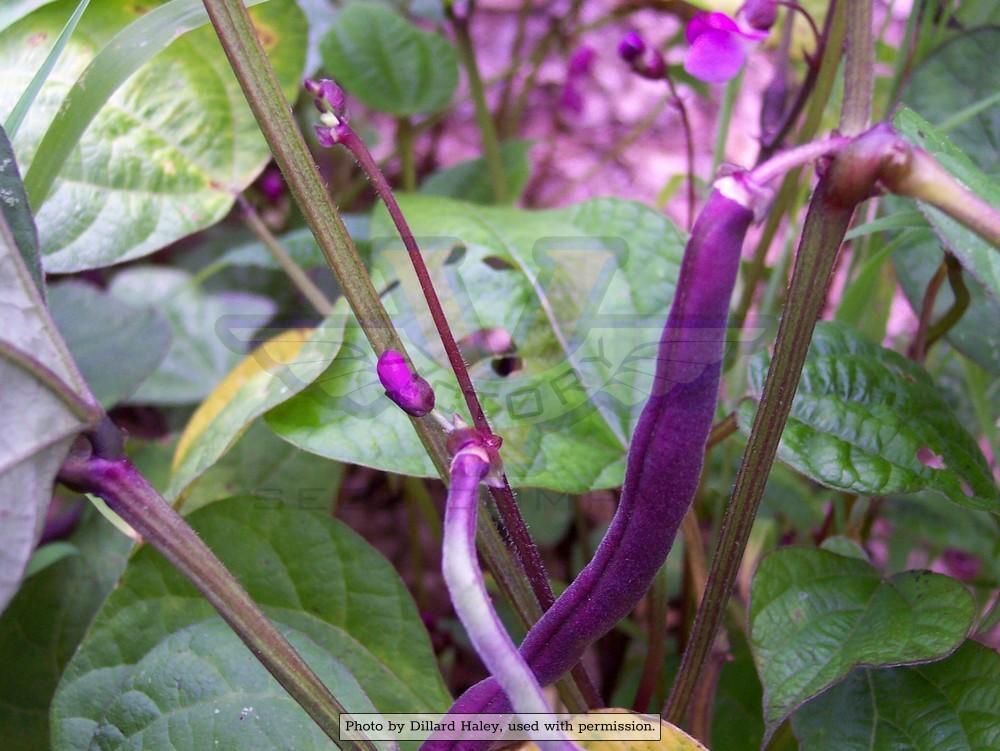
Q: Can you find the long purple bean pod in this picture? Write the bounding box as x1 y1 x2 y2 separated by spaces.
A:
421 172 756 751
442 443 579 751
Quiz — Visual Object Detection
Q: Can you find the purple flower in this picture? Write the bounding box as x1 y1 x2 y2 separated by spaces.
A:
684 11 767 83
304 78 350 147
376 350 436 417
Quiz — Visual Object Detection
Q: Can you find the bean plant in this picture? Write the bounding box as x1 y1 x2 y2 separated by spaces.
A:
1 1 998 750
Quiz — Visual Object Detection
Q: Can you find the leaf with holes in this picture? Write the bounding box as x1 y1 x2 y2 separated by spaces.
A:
107 267 275 405
268 194 688 491
0 211 99 615
0 509 130 751
750 547 976 736
48 280 172 406
893 108 1000 303
319 3 458 116
0 0 306 272
167 313 346 505
791 640 1000 750
50 498 450 751
737 321 999 511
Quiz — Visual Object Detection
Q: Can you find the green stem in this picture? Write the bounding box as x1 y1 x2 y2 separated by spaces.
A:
237 195 334 316
841 0 874 135
925 255 970 349
712 70 742 176
666 175 856 727
58 447 378 751
0 340 100 423
450 11 507 203
396 117 416 192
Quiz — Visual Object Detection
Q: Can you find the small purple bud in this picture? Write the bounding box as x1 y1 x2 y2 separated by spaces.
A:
567 45 596 77
377 350 436 417
618 31 646 62
304 78 348 117
314 124 342 148
641 49 666 80
258 166 285 203
743 0 778 30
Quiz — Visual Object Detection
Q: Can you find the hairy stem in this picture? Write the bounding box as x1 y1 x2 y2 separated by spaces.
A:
666 175 855 726
58 445 378 751
237 195 334 316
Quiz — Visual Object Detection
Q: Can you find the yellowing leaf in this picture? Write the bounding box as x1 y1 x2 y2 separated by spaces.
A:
168 314 347 506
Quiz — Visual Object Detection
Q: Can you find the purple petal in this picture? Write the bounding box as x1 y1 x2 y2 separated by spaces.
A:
376 349 411 392
684 29 748 83
686 11 740 43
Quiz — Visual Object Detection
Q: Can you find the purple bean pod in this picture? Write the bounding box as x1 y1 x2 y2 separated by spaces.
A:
421 174 755 751
441 445 579 751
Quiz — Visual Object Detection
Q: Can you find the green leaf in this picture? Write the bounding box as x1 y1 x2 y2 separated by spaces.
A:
48 280 172 407
711 634 765 751
3 0 90 139
0 509 130 751
167 314 346 503
23 540 78 577
268 194 686 491
319 3 458 116
0 0 306 272
0 211 99 614
107 267 275 405
791 640 1000 750
420 139 533 205
179 421 344 515
51 499 450 750
750 547 976 735
737 321 1000 511
902 28 1000 176
0 0 59 34
0 125 42 294
893 108 1000 303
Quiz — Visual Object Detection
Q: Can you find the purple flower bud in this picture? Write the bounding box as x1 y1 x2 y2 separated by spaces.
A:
618 31 646 62
314 124 343 149
641 49 666 80
743 0 778 30
258 166 285 203
303 78 348 117
376 349 436 417
684 11 766 83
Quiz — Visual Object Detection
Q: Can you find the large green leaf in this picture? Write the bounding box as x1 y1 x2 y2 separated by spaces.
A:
791 640 1000 750
48 280 172 406
179 421 344 515
0 125 42 293
750 547 975 735
0 509 130 751
420 139 533 205
893 108 1000 302
51 498 450 750
737 321 999 511
902 27 1000 176
319 3 458 116
0 211 99 614
167 314 346 504
0 0 307 272
268 194 687 490
0 0 59 34
892 225 1000 374
107 267 275 405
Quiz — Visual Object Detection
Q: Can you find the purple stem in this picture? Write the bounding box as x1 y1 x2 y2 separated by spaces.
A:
420 177 755 751
441 447 579 751
338 126 562 635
